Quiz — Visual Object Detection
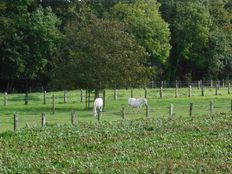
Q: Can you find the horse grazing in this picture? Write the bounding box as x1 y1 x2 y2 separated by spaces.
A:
93 98 103 117
128 97 148 112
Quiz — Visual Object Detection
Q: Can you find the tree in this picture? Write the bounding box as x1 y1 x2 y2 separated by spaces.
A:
54 18 153 93
111 0 171 79
158 0 210 80
0 0 61 83
208 0 232 79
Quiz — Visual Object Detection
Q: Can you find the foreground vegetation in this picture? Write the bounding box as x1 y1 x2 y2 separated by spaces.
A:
0 113 231 173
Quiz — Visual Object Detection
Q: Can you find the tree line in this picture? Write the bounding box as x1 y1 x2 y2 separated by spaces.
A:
0 0 231 91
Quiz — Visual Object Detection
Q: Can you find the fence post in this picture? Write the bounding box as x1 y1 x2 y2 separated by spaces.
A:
121 106 125 119
52 94 55 115
201 86 204 96
160 87 163 99
144 87 147 99
103 90 106 111
87 90 91 109
215 84 218 95
85 90 88 109
217 81 220 89
43 91 46 104
14 113 17 131
188 85 192 97
161 81 164 88
198 81 201 89
210 80 213 88
146 105 149 118
228 83 231 94
131 88 133 98
210 101 214 115
64 90 67 103
25 92 28 105
189 103 193 117
81 89 83 102
97 109 101 122
4 92 7 106
175 80 178 98
222 79 225 88
114 88 118 101
41 112 46 127
169 104 173 117
71 110 76 125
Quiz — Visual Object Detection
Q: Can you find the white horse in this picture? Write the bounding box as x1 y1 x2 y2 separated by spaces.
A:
128 97 148 112
93 98 103 117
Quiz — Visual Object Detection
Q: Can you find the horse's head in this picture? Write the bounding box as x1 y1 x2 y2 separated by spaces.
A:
138 98 148 106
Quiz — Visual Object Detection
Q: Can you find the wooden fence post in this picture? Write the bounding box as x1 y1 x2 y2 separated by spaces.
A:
201 86 204 96
87 90 91 109
189 103 193 117
222 79 225 88
210 101 214 115
144 87 147 99
25 92 28 105
161 81 164 88
103 90 106 111
160 87 163 99
131 88 133 98
85 90 88 109
146 105 149 118
97 109 101 122
71 110 76 125
81 89 83 102
41 112 46 127
114 88 118 101
198 81 201 89
43 91 46 104
210 80 213 88
64 90 67 103
14 113 17 131
151 79 154 88
217 81 220 89
188 85 192 97
169 104 173 117
52 94 55 115
175 81 178 98
121 106 125 119
228 83 231 94
4 92 7 106
215 84 218 95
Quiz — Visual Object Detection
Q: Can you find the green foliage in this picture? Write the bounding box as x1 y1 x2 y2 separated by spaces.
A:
158 0 210 80
0 0 61 80
208 0 232 79
0 113 231 173
111 0 171 69
55 18 153 89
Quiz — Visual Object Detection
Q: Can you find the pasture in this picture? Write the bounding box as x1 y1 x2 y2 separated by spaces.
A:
0 113 231 173
0 87 231 173
0 86 231 132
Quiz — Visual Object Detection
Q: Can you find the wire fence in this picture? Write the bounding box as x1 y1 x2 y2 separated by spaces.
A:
0 80 231 93
0 86 232 133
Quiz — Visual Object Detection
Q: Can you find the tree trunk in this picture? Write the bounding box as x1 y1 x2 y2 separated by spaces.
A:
95 89 100 99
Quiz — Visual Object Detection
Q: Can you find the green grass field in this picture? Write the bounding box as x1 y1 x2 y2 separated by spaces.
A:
0 87 231 173
0 87 231 132
0 113 231 173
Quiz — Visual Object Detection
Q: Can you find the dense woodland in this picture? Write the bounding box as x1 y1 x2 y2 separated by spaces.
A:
0 0 231 90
